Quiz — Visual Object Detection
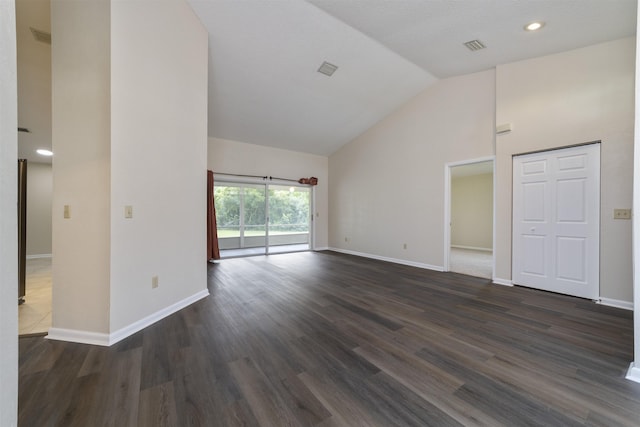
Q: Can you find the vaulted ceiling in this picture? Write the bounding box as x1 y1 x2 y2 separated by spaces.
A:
188 0 637 156
16 0 638 163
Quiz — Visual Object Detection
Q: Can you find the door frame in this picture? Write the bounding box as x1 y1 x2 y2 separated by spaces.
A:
443 156 496 278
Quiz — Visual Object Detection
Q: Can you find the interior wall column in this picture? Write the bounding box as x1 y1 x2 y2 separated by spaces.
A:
0 0 19 423
628 1 640 383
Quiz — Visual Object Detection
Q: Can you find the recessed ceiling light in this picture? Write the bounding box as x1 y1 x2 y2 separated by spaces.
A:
525 21 545 31
36 149 53 156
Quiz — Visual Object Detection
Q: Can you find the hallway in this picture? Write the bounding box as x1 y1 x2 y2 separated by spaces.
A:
19 257 51 336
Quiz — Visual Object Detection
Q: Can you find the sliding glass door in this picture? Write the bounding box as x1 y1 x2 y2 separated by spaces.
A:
214 181 311 257
268 185 311 254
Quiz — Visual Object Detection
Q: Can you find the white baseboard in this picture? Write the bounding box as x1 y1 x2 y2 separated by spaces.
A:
26 253 52 259
46 328 111 346
108 289 209 345
46 289 210 347
597 298 634 311
626 362 640 383
451 245 492 252
313 246 330 251
328 247 444 272
492 277 513 287
325 250 515 289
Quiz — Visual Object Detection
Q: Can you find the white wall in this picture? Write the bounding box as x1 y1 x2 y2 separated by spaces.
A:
26 162 52 256
50 0 208 343
208 137 329 249
110 0 209 332
495 37 635 303
630 4 640 382
0 1 18 424
51 0 111 334
328 70 495 267
451 173 493 250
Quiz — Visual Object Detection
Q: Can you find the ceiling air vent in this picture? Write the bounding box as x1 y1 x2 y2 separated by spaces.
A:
317 61 338 77
30 27 51 45
463 39 485 51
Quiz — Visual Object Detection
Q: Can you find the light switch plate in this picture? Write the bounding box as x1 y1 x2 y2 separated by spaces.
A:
63 205 70 219
125 205 133 219
614 208 631 220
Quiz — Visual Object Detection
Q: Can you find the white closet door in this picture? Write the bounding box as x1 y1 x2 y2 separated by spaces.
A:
512 144 600 299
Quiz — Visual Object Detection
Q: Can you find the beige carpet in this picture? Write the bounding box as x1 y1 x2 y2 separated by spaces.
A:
450 248 492 279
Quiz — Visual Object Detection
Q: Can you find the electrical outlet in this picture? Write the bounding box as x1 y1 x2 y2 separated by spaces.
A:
403 243 407 249
152 276 159 289
345 237 349 243
614 209 631 220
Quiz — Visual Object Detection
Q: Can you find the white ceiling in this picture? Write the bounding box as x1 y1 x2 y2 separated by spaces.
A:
308 0 637 78
16 0 638 161
189 0 636 156
189 0 437 156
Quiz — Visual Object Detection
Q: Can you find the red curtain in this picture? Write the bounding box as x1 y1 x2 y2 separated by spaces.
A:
207 170 221 261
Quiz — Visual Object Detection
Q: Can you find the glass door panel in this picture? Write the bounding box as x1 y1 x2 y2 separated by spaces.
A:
214 184 241 252
242 185 266 252
267 185 311 254
214 183 266 257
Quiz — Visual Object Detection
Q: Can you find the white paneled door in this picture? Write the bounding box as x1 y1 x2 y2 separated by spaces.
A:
512 144 600 299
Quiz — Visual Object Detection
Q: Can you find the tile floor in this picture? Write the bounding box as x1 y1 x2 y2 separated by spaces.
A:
19 257 52 336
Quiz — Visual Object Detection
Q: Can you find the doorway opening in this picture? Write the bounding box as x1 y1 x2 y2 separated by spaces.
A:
18 161 54 336
444 157 495 279
17 0 53 336
214 179 313 258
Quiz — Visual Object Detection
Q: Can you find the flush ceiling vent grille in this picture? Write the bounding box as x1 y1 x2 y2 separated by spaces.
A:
317 61 338 77
30 27 51 45
463 39 485 51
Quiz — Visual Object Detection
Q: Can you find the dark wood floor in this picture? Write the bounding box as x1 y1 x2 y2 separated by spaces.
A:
19 251 640 426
